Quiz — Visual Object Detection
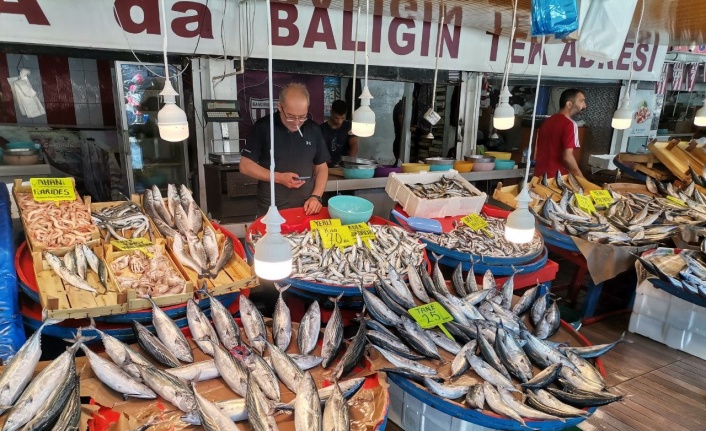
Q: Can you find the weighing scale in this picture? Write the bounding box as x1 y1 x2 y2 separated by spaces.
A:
203 99 243 164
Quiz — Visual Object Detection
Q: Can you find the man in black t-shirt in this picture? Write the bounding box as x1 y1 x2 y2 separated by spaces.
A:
240 83 330 216
320 100 358 166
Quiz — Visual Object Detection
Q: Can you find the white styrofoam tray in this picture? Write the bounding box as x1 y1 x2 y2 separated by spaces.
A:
384 170 487 219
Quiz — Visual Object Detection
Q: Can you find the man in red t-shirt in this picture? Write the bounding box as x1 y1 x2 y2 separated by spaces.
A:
534 89 586 178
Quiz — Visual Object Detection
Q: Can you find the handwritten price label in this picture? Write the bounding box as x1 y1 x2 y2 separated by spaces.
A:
590 190 614 206
461 213 489 231
319 226 355 249
30 178 75 203
112 238 154 257
310 219 342 232
346 223 377 242
666 196 688 207
574 194 596 213
408 302 455 340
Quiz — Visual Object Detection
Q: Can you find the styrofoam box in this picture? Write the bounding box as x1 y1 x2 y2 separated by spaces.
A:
389 381 497 431
632 293 670 321
664 326 706 359
629 312 666 342
636 279 673 301
588 154 617 170
385 170 487 218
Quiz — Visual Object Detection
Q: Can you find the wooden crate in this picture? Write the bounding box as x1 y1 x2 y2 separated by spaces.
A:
91 195 162 248
492 183 544 209
680 140 706 166
604 182 657 197
137 193 217 239
34 245 127 319
13 178 101 256
169 233 258 296
103 240 194 311
648 140 690 181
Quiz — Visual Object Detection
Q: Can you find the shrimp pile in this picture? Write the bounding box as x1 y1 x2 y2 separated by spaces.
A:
110 248 187 297
16 193 95 248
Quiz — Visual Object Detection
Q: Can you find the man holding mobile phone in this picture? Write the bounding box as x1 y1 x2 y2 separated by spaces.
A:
240 83 330 216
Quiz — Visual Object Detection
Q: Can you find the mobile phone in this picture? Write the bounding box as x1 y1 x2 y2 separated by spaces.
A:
295 176 311 181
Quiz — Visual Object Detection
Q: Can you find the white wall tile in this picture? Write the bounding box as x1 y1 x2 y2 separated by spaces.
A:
70 69 87 104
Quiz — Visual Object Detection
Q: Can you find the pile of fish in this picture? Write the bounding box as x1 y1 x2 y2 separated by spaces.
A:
91 201 153 242
45 244 109 294
365 259 625 426
16 193 96 249
143 184 234 278
405 175 481 199
0 318 89 431
110 247 187 297
49 287 372 430
638 247 706 298
644 176 706 224
416 215 544 258
252 224 426 286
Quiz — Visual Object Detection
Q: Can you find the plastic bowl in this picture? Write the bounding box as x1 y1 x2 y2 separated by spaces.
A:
375 165 402 177
402 163 431 173
464 155 496 163
494 159 516 170
342 167 375 179
484 151 512 160
6 142 37 150
327 195 374 225
472 161 496 172
453 161 473 172
430 164 453 172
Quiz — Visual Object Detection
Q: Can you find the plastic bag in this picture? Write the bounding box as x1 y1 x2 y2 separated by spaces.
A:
531 0 579 37
576 0 638 62
0 185 25 361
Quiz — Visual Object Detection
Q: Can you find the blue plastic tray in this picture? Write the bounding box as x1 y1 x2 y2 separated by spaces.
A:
537 224 580 253
613 156 648 183
388 373 595 430
421 237 545 267
288 285 365 309
430 247 550 276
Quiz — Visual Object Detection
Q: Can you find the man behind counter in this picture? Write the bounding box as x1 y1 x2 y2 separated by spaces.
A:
321 100 358 166
534 88 586 178
240 83 330 216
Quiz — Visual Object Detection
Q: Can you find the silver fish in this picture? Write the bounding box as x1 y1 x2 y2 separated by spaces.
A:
466 259 479 292
452 262 467 297
450 341 477 378
133 362 196 413
333 321 367 379
294 372 322 431
273 283 292 351
79 344 156 399
497 385 563 422
209 236 234 278
483 269 496 290
200 287 240 350
132 321 181 368
192 381 241 431
371 345 438 375
240 294 267 355
465 384 485 409
298 301 321 355
245 375 279 431
321 294 344 368
406 264 430 303
187 231 209 270
173 234 205 276
147 296 193 362
167 184 181 218
323 381 349 431
166 360 220 382
482 382 527 427
210 340 248 397
45 252 98 294
526 389 590 418
202 226 220 268
63 250 76 274
259 337 304 394
425 329 462 354
151 185 175 227
187 298 219 356
74 243 87 280
424 378 473 400
466 353 518 393
49 376 81 431
18 360 77 431
239 347 281 401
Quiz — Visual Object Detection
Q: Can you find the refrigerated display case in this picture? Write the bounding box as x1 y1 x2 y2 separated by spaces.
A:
114 61 189 194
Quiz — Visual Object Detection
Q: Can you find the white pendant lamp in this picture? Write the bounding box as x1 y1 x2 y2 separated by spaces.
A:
424 2 446 140
613 0 644 131
157 0 188 142
351 0 375 137
695 97 706 126
253 0 292 280
493 0 518 131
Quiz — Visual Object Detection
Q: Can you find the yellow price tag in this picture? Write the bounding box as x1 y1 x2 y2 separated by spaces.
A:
590 190 614 206
574 194 596 213
666 195 688 207
111 238 154 257
408 302 455 340
310 219 341 232
346 223 377 242
319 226 355 249
461 213 489 231
30 178 76 203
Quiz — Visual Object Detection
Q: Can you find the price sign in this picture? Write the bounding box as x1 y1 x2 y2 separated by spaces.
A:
310 219 341 232
319 226 355 249
574 194 596 213
461 213 489 231
590 190 614 206
408 302 455 340
346 223 377 242
30 178 75 203
666 195 688 207
111 238 154 257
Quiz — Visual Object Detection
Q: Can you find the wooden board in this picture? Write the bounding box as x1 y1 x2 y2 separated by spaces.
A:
633 163 674 181
34 245 127 319
648 141 690 181
678 140 706 167
103 240 194 310
91 195 162 247
616 153 660 165
604 183 657 197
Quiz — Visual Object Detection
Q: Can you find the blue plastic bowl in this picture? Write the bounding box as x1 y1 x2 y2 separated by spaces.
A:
429 164 453 171
6 141 37 150
494 159 516 170
328 195 374 225
342 167 376 179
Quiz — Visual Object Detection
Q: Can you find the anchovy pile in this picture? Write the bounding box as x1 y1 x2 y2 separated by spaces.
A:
91 201 153 242
366 260 624 425
638 248 706 299
253 224 426 286
416 216 544 257
406 175 481 199
45 243 109 294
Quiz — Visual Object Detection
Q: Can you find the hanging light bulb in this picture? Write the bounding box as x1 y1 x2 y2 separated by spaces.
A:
158 80 189 141
504 187 535 243
493 86 515 130
352 86 375 137
611 96 633 130
695 97 706 127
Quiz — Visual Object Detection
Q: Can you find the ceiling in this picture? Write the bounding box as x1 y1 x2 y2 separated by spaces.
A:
303 0 704 47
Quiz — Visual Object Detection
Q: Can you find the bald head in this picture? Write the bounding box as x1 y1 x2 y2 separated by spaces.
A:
278 82 311 132
280 83 310 106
